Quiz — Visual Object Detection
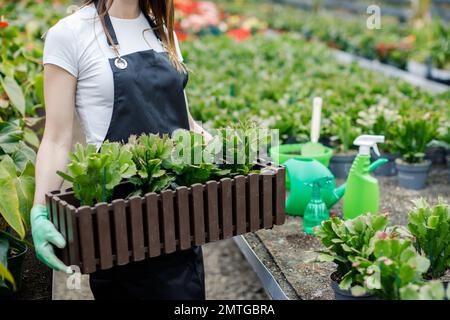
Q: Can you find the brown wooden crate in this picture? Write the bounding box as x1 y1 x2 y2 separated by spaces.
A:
176 187 191 250
191 184 205 246
112 200 129 266
261 173 274 229
95 203 113 269
248 173 260 232
275 167 286 225
78 207 96 273
161 190 176 254
205 181 219 242
129 197 145 261
220 178 233 239
234 175 246 235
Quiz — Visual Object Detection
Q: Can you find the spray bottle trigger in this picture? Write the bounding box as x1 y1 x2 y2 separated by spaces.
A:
373 143 380 157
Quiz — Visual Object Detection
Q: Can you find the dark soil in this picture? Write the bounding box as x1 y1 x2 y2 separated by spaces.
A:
12 240 52 300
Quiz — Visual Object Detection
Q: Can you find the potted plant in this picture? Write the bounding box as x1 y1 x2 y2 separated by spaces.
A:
407 199 449 285
351 237 432 300
357 104 401 176
329 114 361 179
392 115 438 190
0 120 36 296
312 213 390 300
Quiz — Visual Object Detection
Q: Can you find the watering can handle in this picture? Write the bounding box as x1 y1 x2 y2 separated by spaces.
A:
369 158 389 172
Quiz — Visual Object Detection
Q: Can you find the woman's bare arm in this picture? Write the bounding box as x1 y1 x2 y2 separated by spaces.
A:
184 91 213 143
33 64 77 206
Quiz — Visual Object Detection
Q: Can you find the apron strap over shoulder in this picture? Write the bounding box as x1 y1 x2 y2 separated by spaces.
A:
94 0 119 47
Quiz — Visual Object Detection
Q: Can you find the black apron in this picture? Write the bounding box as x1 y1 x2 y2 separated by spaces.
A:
89 2 205 300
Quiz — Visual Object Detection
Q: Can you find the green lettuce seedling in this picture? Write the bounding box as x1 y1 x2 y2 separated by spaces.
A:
313 213 389 290
57 142 136 206
407 198 450 279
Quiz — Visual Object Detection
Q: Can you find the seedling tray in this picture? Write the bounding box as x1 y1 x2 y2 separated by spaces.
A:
46 166 286 274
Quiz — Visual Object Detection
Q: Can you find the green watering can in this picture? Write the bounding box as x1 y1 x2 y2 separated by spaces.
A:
284 158 345 217
284 157 387 217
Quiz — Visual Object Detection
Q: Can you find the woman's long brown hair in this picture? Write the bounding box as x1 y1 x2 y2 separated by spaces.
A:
82 0 185 72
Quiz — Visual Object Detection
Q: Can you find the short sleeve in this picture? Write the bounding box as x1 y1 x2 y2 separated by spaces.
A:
173 32 184 62
43 20 79 77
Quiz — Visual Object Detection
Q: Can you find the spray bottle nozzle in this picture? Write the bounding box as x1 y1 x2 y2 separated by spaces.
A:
353 135 385 156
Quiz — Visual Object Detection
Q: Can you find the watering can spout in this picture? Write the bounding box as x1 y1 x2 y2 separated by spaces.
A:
328 183 346 207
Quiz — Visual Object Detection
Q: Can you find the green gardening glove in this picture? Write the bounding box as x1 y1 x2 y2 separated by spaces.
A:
31 205 72 274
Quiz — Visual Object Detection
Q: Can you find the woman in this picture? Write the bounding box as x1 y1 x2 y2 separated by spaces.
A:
31 0 210 300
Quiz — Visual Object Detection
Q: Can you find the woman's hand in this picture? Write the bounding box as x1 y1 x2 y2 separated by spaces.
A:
31 205 72 273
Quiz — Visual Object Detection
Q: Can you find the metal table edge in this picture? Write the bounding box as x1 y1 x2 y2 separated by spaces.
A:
233 235 289 300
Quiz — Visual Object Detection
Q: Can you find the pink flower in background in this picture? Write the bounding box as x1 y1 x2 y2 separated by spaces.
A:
227 28 251 41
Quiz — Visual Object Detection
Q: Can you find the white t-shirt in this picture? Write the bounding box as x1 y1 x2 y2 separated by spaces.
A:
43 5 184 150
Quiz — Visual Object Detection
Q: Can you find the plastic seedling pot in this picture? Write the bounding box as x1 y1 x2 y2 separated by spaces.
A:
329 154 356 179
46 165 286 274
425 146 447 165
0 239 28 298
330 272 376 300
395 159 432 190
371 152 399 177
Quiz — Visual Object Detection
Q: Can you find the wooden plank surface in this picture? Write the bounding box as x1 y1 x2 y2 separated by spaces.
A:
78 207 96 273
161 191 176 254
191 184 205 246
95 203 113 269
220 178 233 239
176 187 191 250
112 200 129 266
145 193 161 258
129 197 145 261
248 173 260 232
206 181 219 242
234 176 247 235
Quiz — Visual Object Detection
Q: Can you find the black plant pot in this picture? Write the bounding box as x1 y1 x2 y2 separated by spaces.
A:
396 159 432 190
329 154 356 179
371 153 399 177
447 155 450 183
330 272 376 300
425 146 447 165
0 239 28 298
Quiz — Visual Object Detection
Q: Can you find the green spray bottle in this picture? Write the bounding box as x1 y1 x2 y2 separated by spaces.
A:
303 177 332 234
343 135 388 220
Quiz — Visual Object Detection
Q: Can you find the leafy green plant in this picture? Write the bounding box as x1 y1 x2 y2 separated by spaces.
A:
330 114 361 154
215 121 268 176
57 142 136 206
313 213 389 289
400 280 449 300
127 134 175 196
407 198 450 279
169 130 228 187
392 115 438 163
351 237 430 299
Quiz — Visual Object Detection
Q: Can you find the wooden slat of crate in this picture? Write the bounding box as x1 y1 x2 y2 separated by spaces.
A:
161 190 176 254
274 167 286 225
220 178 233 239
95 203 113 269
78 207 96 273
248 173 260 232
112 200 129 266
176 187 191 250
261 174 274 229
51 196 60 231
234 175 247 235
145 193 161 258
191 184 205 246
65 204 80 268
205 181 219 242
129 197 145 261
57 200 70 265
